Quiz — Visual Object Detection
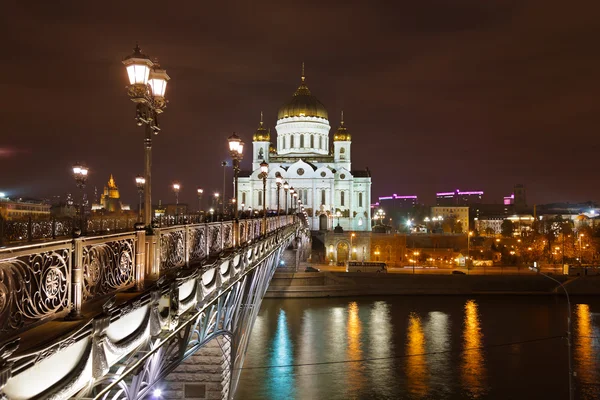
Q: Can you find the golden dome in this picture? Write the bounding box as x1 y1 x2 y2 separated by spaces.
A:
253 111 270 141
277 66 328 120
333 111 351 141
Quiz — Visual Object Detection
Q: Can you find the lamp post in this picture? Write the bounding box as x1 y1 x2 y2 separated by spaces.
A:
351 232 356 260
214 192 219 212
72 164 89 234
172 183 180 205
221 161 227 215
276 176 282 216
336 211 341 227
283 181 289 215
197 187 203 216
259 161 269 234
290 187 295 214
122 44 170 228
228 133 244 221
530 264 574 400
135 175 145 222
412 251 420 274
209 208 215 223
293 192 298 216
467 230 474 274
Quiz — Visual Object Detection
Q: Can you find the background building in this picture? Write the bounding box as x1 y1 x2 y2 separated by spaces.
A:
436 189 483 206
431 206 469 233
0 196 50 220
92 175 130 213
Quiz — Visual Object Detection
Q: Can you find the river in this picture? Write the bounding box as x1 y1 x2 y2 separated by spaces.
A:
235 296 600 399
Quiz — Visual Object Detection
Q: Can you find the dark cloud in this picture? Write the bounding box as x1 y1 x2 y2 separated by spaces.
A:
1 0 598 207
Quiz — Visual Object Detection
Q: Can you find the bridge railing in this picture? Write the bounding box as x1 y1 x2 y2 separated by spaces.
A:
0 215 296 338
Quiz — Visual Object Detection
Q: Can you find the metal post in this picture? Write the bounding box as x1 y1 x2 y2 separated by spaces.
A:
222 161 227 215
262 175 267 235
277 185 281 216
285 190 288 215
144 124 152 227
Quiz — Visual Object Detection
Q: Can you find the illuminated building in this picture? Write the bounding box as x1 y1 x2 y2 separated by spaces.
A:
431 206 469 231
92 175 130 213
436 189 483 206
0 196 50 220
238 68 372 231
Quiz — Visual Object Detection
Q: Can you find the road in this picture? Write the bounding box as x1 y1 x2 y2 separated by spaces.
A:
308 264 564 275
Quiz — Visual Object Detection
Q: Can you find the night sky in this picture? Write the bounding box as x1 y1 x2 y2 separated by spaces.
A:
2 1 599 208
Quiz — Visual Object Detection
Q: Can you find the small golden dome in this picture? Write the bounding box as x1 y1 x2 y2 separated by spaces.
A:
333 111 351 141
277 65 328 120
253 111 270 141
269 144 277 154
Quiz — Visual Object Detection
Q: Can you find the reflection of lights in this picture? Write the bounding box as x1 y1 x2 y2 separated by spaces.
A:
462 300 486 397
406 313 428 397
270 310 295 398
347 302 364 392
152 388 162 398
575 304 598 388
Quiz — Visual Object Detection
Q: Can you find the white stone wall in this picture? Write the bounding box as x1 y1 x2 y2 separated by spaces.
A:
275 116 330 155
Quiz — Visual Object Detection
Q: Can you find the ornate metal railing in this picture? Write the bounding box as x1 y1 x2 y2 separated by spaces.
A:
0 240 73 336
0 216 296 339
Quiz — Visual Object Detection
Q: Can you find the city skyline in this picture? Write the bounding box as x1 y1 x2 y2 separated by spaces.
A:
2 1 599 207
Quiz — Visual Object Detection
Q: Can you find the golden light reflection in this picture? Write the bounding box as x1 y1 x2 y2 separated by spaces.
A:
461 300 486 398
575 304 597 390
347 302 364 392
406 313 428 397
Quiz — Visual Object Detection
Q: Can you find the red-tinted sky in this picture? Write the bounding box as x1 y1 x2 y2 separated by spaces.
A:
1 1 599 207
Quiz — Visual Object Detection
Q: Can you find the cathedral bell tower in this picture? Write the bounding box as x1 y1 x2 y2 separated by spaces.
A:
333 111 351 171
252 111 270 171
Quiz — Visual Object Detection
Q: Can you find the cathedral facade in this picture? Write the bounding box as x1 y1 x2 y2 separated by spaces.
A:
237 72 372 231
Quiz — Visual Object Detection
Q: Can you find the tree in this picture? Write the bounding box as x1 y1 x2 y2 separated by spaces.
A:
501 220 514 238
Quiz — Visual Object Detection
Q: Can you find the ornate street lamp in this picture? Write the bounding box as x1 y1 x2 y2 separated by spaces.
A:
228 133 244 221
135 175 145 222
172 182 181 205
276 176 282 216
72 163 88 234
283 181 289 215
123 44 170 228
290 187 295 214
197 187 204 214
260 161 269 234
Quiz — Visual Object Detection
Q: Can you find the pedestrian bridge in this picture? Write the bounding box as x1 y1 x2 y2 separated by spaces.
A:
0 216 309 399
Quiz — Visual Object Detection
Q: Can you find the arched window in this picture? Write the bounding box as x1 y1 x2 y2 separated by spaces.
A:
300 135 304 148
290 135 294 148
258 148 264 159
310 135 314 148
258 191 262 206
321 190 326 206
319 136 323 149
359 192 363 207
341 191 345 206
340 147 346 160
340 147 346 153
242 192 246 204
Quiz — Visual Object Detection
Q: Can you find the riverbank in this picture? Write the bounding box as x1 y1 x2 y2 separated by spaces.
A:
265 271 600 297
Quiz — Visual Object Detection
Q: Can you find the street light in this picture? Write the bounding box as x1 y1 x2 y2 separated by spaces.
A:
276 176 282 216
135 175 145 222
336 211 342 227
529 264 574 400
214 192 219 209
172 183 180 205
197 188 203 214
283 181 289 215
123 44 170 228
289 187 295 214
209 208 215 222
72 163 89 234
260 161 269 234
412 251 420 274
228 133 244 221
350 232 356 260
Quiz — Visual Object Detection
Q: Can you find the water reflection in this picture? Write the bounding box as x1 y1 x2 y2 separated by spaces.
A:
346 301 365 392
575 303 599 399
270 310 295 398
406 312 428 397
426 311 451 396
369 301 393 398
462 299 486 398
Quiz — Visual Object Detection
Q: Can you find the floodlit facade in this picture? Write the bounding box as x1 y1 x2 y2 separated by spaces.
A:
238 71 372 231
